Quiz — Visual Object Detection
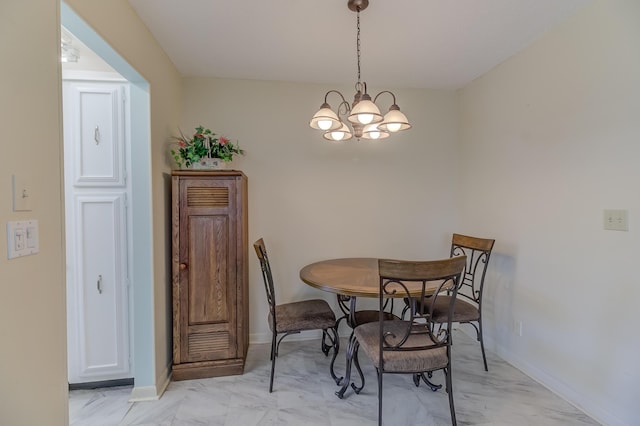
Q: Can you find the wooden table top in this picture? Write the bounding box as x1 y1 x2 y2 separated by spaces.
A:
299 257 439 298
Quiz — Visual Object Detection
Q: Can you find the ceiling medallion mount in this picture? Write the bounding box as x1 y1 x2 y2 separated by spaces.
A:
347 0 369 12
309 0 411 142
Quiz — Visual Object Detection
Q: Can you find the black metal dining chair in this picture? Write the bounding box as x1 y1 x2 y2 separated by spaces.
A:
253 238 340 392
351 256 466 425
403 233 495 371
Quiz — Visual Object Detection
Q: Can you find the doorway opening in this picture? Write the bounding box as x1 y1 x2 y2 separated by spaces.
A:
61 2 156 399
62 36 133 387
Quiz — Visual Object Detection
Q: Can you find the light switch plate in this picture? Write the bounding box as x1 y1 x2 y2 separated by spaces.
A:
6 220 39 259
603 209 628 231
12 174 32 211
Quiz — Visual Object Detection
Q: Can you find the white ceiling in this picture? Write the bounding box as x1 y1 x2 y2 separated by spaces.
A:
127 0 592 90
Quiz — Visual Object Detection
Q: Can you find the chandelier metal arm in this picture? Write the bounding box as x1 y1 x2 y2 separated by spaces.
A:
373 90 398 106
324 90 352 116
323 89 347 104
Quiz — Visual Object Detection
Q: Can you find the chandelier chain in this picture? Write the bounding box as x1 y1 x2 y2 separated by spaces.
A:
356 8 361 85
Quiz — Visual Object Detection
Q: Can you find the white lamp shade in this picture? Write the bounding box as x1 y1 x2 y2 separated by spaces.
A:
323 123 353 141
361 123 390 140
310 106 342 130
378 107 411 132
348 99 383 125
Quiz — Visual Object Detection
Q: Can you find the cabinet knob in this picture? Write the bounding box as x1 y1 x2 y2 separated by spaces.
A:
179 263 188 270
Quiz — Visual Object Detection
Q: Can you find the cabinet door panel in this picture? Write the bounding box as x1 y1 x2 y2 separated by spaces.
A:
188 215 230 324
68 193 129 381
67 83 125 186
179 177 238 363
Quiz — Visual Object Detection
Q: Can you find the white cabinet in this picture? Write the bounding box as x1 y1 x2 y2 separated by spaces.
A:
63 80 132 384
66 194 130 381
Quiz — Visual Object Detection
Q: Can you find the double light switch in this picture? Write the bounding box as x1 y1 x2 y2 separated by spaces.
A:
6 220 39 259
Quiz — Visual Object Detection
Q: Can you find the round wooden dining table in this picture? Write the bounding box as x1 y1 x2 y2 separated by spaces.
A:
300 257 440 298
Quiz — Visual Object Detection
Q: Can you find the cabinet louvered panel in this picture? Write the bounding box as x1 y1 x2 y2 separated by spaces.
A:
172 171 248 381
187 187 229 208
188 332 230 362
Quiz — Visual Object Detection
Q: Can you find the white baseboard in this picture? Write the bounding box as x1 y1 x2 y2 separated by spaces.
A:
482 333 624 426
129 364 171 402
250 329 323 345
250 321 356 345
129 385 160 402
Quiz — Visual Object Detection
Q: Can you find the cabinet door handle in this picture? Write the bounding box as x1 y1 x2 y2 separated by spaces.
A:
94 126 100 145
179 263 188 270
97 275 103 294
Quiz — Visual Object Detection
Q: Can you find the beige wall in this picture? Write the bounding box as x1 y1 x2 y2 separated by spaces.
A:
1 0 182 423
459 1 639 425
0 1 68 424
181 78 462 340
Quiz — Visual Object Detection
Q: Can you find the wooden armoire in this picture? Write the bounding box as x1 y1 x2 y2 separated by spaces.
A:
171 170 248 381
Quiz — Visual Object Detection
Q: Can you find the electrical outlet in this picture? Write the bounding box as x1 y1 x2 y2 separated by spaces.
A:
512 320 523 336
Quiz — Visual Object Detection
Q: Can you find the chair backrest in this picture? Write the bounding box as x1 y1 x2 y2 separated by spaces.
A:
450 233 495 306
378 256 466 355
253 238 277 318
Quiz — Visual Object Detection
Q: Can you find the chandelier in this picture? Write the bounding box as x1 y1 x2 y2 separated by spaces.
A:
309 0 411 142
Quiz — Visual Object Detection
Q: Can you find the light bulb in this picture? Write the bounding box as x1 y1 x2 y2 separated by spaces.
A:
368 130 380 139
386 122 402 132
358 113 374 125
318 120 333 130
330 131 345 141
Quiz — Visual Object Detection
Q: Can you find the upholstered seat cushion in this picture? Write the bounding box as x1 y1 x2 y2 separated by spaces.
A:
354 320 448 373
270 299 336 333
428 296 479 323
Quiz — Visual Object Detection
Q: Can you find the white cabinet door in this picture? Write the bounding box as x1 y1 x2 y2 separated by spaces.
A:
66 194 130 382
66 83 125 187
64 80 131 384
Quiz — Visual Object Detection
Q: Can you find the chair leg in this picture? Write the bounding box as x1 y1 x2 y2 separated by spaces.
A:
445 366 457 426
377 367 383 426
269 331 277 393
275 331 299 356
478 318 488 371
413 373 420 387
463 320 488 372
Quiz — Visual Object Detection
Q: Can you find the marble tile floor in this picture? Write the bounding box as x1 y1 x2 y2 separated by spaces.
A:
69 330 599 426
